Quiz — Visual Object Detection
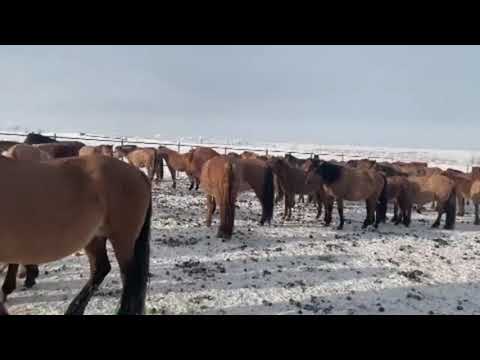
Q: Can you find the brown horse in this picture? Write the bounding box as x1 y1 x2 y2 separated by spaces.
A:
200 155 274 239
124 148 162 182
34 142 85 159
0 144 52 295
186 147 221 189
79 145 114 157
386 176 414 227
442 169 472 216
157 146 196 189
113 145 138 158
407 174 457 230
392 161 428 176
0 155 151 315
472 166 480 180
267 157 332 221
346 159 376 170
2 144 52 161
471 180 480 225
305 160 388 230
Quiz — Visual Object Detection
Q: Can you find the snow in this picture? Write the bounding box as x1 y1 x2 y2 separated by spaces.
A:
3 179 480 315
2 130 480 315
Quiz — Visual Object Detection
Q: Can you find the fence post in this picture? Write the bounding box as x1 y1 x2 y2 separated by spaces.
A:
53 133 57 140
177 140 181 153
341 153 344 162
224 147 227 155
266 148 269 156
121 137 124 147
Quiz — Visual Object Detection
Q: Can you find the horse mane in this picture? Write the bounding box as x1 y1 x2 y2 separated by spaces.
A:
317 161 343 184
24 133 58 145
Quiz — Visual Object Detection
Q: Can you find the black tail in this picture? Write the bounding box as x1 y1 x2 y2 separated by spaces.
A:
445 186 457 230
260 165 275 225
118 199 151 315
376 174 388 224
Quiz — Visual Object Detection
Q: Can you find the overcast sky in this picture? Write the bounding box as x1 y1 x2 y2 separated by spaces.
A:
0 45 479 149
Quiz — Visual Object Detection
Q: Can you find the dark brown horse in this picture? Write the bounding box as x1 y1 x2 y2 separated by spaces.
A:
267 157 332 222
0 155 151 315
442 169 472 216
386 176 414 227
34 142 86 159
23 133 57 145
305 160 388 230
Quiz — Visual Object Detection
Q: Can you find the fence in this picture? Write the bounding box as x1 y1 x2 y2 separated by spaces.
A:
0 130 398 164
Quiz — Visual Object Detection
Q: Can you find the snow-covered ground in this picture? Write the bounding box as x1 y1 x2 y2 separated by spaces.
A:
4 179 480 315
2 130 480 315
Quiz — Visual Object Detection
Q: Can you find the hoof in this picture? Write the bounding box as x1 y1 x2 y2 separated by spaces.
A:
336 225 344 230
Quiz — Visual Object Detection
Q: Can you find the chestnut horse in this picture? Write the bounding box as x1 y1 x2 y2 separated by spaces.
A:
407 174 457 229
122 148 162 182
79 145 114 157
187 147 221 189
442 169 472 216
386 176 414 227
305 160 388 230
0 155 151 315
200 155 274 239
157 146 196 190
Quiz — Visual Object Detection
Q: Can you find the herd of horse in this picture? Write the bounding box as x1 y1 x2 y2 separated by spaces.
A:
0 133 479 316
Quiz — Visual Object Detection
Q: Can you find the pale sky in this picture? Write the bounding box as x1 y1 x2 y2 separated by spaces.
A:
0 45 479 150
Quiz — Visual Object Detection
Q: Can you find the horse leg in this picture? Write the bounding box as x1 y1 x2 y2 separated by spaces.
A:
362 200 373 229
392 201 399 223
336 199 344 230
316 195 323 220
188 175 194 191
1 264 19 302
206 195 216 227
286 193 294 221
431 203 444 229
474 201 480 225
299 194 305 203
458 195 465 217
324 198 333 226
65 237 110 315
24 265 39 289
195 177 200 191
169 166 176 189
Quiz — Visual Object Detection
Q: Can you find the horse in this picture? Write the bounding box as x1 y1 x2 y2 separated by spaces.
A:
0 155 151 315
385 176 414 227
284 153 310 203
407 174 457 230
472 166 480 181
157 146 196 190
392 161 428 176
346 159 376 170
123 148 162 182
2 144 52 161
304 160 388 230
79 145 114 157
200 155 274 239
267 157 332 222
23 133 58 145
0 141 20 153
442 169 472 216
471 180 480 225
114 145 138 157
186 147 221 189
34 142 86 159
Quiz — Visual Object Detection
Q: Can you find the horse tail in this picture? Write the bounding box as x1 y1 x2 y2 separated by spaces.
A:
377 173 388 223
219 159 236 238
445 184 457 230
260 165 274 225
118 198 151 315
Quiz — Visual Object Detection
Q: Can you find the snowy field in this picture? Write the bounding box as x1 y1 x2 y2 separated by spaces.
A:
2 131 480 315
4 178 480 315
